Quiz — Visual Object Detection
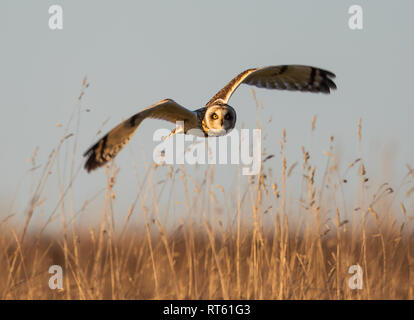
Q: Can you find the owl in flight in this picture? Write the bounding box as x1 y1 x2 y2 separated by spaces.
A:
84 65 336 172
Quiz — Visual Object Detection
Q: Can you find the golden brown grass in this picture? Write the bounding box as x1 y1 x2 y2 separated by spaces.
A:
1 79 413 299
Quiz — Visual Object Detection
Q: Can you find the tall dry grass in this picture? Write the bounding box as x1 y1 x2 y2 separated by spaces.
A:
1 78 413 299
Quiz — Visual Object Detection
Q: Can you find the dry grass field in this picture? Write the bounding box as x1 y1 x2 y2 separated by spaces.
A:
1 82 413 300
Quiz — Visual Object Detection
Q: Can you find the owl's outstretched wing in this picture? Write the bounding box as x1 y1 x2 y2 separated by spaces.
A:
83 99 196 172
207 65 336 106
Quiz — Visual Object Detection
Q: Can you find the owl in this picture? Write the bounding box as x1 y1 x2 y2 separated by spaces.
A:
84 65 336 172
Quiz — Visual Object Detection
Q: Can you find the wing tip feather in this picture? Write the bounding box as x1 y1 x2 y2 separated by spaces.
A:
83 138 108 173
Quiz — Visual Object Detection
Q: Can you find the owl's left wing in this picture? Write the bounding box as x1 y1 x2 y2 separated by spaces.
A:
83 99 196 172
207 65 337 106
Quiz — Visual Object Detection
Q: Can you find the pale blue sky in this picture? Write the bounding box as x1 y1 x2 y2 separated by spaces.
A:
1 1 413 226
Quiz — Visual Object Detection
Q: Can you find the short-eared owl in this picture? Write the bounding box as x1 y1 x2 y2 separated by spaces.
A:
84 65 336 172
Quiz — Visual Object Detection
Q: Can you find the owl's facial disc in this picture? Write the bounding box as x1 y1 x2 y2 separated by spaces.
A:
204 104 236 136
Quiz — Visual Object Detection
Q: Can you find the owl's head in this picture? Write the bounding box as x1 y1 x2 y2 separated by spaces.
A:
203 103 236 136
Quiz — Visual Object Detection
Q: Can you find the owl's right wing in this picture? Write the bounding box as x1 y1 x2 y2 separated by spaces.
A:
207 65 336 106
83 99 196 172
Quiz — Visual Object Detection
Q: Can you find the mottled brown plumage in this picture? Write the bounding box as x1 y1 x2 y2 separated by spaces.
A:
84 65 336 172
207 65 336 106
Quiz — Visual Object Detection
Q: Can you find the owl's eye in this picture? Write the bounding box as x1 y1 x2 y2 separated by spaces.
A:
224 113 232 120
211 113 218 120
